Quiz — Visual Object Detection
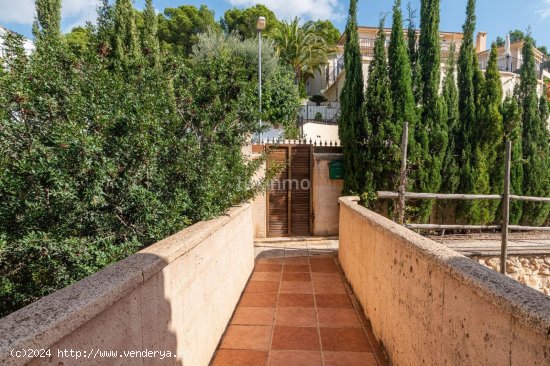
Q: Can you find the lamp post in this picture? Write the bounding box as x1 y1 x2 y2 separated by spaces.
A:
257 16 266 142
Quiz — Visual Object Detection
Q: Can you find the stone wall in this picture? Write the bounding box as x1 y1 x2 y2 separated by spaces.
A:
338 196 550 366
474 256 550 296
0 204 254 366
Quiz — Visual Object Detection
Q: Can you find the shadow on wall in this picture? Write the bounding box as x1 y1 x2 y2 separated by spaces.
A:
1 204 255 366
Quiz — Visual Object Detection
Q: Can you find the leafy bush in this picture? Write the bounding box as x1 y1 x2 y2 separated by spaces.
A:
0 0 294 317
314 112 323 121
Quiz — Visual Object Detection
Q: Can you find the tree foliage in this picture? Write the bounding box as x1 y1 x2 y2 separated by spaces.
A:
157 5 220 56
339 0 364 195
519 38 550 225
303 20 341 46
0 0 297 317
222 4 279 39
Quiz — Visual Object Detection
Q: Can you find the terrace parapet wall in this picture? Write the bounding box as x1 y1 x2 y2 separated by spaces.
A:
338 196 550 366
0 204 254 366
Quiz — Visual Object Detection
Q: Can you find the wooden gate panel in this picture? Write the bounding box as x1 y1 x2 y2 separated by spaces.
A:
267 147 289 236
290 146 311 236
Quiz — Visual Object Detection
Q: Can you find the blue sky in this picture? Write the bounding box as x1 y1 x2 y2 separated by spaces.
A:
1 0 549 48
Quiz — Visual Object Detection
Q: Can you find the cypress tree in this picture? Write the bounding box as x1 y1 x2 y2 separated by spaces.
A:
142 0 160 65
502 92 523 224
33 0 62 41
456 0 477 221
113 0 141 63
472 44 503 224
363 18 394 196
441 43 460 194
520 38 550 225
415 0 447 222
406 3 422 104
339 0 365 194
540 94 549 123
388 0 418 192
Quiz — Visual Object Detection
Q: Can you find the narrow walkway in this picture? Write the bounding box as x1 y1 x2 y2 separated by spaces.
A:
211 242 387 366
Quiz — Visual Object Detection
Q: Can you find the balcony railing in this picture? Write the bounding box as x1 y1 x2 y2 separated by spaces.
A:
479 55 544 78
325 55 345 89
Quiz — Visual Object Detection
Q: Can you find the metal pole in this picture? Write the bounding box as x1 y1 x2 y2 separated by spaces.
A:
398 121 409 225
258 30 262 140
501 140 512 274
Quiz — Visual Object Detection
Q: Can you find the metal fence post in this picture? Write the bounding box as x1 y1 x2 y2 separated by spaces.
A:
398 121 409 225
501 140 512 274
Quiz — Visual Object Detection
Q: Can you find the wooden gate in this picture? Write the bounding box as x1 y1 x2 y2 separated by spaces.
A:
266 145 312 237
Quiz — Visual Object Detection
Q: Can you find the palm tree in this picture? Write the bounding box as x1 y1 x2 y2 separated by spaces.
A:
271 17 336 85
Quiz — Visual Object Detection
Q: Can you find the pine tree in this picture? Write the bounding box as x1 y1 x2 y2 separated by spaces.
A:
388 0 418 193
141 0 160 65
339 0 365 194
363 18 394 196
502 92 523 224
472 44 503 224
415 0 447 222
456 0 478 222
113 0 141 63
441 43 459 194
406 3 422 104
520 38 550 225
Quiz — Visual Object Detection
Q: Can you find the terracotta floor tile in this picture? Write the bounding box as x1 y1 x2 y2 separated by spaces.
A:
212 350 268 366
311 272 343 283
255 264 283 272
268 351 323 366
323 351 378 366
284 249 309 257
319 328 371 352
317 308 361 327
309 258 336 265
221 325 272 350
310 264 339 273
258 257 284 264
315 294 353 308
276 307 317 327
271 326 320 350
240 293 278 307
232 307 276 326
313 282 347 294
251 272 282 282
284 257 310 265
245 281 280 293
283 264 310 273
278 293 315 308
280 281 314 294
282 272 312 282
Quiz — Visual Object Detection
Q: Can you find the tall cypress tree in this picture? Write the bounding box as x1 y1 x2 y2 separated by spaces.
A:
339 0 365 194
364 18 394 195
441 43 459 194
142 0 160 65
472 44 503 224
502 90 523 224
32 0 62 42
113 0 141 63
406 3 422 105
520 38 550 225
456 0 477 222
415 0 447 222
388 0 418 192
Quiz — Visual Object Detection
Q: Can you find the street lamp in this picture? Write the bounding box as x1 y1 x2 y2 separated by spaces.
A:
257 16 266 142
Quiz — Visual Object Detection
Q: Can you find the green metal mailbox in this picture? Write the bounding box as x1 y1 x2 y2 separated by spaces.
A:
329 160 344 180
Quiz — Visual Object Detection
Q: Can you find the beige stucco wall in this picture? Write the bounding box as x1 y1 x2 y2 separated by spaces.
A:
312 154 343 236
0 204 254 366
338 196 550 366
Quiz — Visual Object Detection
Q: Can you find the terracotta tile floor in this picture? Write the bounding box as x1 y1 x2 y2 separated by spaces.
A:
212 247 387 366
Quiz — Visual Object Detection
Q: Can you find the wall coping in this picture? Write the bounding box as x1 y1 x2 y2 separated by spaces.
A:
339 196 550 338
0 204 251 361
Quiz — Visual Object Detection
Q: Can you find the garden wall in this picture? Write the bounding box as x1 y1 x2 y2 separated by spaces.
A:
0 204 254 366
338 196 550 366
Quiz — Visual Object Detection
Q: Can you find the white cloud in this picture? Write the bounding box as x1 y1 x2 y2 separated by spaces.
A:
226 0 345 23
536 0 550 19
0 0 98 30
